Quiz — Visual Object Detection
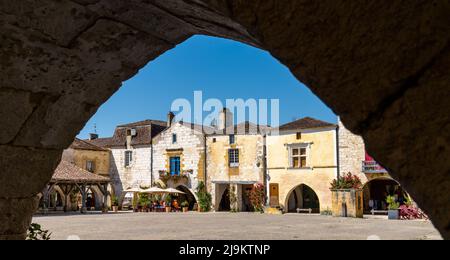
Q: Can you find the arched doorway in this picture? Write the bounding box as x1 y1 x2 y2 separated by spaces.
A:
363 178 407 214
286 184 320 213
176 186 197 210
218 188 231 212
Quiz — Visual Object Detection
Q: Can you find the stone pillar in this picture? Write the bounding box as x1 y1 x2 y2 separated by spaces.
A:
79 185 87 214
0 145 62 240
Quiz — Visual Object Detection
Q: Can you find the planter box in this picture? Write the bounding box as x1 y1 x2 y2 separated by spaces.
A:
388 209 400 220
331 189 364 218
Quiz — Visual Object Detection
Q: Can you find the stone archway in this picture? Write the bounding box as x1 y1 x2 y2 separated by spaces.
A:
285 184 320 214
175 185 197 211
0 1 449 239
363 178 407 214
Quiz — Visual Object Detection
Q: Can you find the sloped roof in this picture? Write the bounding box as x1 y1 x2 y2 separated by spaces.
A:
118 120 167 128
84 137 114 148
85 120 168 148
51 161 110 184
209 121 272 135
70 138 108 151
279 117 336 131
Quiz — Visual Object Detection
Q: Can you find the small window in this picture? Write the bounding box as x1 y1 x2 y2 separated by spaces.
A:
86 161 95 173
296 132 302 140
172 134 177 144
229 149 239 168
170 157 181 176
291 147 307 168
125 151 133 167
229 135 235 144
212 138 217 143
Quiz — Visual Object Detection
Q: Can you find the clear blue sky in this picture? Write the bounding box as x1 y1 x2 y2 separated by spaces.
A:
78 35 336 139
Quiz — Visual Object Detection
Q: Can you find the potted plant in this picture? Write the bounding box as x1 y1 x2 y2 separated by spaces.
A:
181 201 189 213
387 195 400 220
111 196 119 213
195 181 212 212
165 194 172 213
139 194 150 212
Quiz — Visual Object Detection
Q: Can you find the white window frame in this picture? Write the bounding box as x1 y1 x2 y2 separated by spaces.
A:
125 150 133 168
288 143 311 168
229 149 239 168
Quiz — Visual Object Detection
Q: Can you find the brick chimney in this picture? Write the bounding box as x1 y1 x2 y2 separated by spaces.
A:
167 112 175 127
219 108 233 131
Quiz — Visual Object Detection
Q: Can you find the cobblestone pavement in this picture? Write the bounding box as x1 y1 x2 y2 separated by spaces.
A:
32 212 442 240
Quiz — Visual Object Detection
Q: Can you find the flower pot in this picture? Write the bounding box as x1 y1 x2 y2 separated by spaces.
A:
112 206 119 213
388 209 400 220
182 207 188 213
165 207 171 213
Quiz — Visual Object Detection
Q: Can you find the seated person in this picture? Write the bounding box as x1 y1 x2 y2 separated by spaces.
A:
172 199 180 211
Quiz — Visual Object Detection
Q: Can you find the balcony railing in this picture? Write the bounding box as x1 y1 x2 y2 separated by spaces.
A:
362 161 388 174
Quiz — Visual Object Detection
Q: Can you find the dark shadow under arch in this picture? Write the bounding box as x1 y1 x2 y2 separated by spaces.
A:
286 184 320 213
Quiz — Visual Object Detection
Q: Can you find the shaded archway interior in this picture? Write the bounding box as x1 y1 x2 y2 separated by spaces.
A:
0 0 449 239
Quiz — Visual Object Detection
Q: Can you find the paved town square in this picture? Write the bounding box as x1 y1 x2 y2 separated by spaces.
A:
33 213 441 240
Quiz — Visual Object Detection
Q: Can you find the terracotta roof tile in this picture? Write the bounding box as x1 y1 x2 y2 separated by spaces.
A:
51 161 110 184
279 117 336 131
70 138 108 151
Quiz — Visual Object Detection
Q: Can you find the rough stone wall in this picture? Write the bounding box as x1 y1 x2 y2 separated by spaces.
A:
207 134 265 210
152 123 205 193
110 145 152 195
338 118 368 183
0 0 449 239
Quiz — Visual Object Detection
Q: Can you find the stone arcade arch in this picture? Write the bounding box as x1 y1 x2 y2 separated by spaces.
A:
0 1 449 239
362 177 408 215
175 185 197 211
285 184 320 214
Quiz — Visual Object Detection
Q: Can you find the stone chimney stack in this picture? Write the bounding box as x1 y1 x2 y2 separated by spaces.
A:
89 133 99 140
219 108 233 131
167 112 175 127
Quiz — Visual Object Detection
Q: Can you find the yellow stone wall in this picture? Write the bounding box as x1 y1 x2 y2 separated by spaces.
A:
64 148 111 176
267 128 337 212
206 134 265 210
207 134 265 185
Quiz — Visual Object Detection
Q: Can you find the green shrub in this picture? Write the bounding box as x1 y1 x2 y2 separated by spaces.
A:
196 181 212 212
27 223 51 240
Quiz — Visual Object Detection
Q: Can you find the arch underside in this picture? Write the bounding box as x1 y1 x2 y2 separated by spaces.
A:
0 0 449 239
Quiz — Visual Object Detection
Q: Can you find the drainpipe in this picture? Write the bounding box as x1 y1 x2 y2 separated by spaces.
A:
336 124 340 180
204 134 208 193
263 134 269 206
151 140 154 186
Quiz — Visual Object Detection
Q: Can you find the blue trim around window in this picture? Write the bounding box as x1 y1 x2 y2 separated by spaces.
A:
170 157 181 176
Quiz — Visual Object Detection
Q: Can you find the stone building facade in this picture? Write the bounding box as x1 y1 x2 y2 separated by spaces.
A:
267 118 338 213
88 120 168 196
337 118 407 213
206 123 268 212
152 122 207 204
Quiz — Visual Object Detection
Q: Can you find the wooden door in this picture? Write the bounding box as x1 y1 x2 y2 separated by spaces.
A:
269 183 279 207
